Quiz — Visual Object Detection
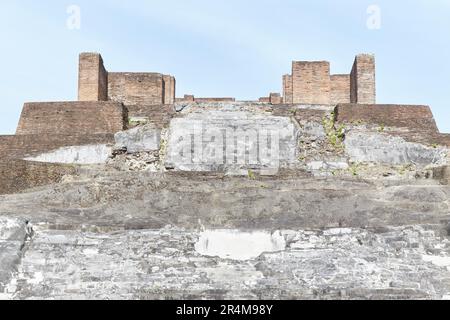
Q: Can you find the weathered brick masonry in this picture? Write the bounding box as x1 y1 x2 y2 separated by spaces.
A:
283 75 293 104
292 61 331 105
330 75 351 105
280 54 375 105
163 75 176 105
1 51 448 195
335 104 450 146
0 159 76 195
126 104 175 129
176 95 236 103
78 53 108 101
78 53 176 106
271 104 329 123
335 104 438 133
108 73 165 106
0 134 114 159
269 93 283 105
350 54 376 104
16 102 127 136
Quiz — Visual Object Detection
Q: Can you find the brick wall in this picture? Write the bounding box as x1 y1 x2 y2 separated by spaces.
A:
0 160 77 195
271 105 328 122
78 53 108 101
281 54 376 105
0 134 114 159
108 73 165 106
194 97 236 102
269 93 282 105
176 95 235 103
335 104 439 133
126 104 175 129
182 95 195 102
16 102 126 136
283 75 293 104
78 53 176 105
163 75 176 104
330 74 350 105
292 61 331 104
350 54 376 104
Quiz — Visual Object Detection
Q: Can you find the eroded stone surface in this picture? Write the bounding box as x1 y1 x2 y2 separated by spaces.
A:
165 111 299 172
114 125 161 154
3 225 450 300
2 103 450 300
0 218 26 296
345 130 448 166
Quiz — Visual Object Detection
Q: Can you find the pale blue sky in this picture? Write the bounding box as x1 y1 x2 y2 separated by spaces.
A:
0 0 449 134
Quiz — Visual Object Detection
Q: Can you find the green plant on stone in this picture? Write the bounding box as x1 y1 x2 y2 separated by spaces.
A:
378 123 385 133
349 163 360 176
248 169 256 180
322 112 345 149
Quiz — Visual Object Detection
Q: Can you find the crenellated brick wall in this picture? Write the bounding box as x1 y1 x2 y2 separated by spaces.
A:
280 54 376 106
78 53 176 106
16 102 127 136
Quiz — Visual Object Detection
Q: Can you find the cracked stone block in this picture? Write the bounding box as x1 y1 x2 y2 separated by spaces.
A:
345 131 448 166
114 125 161 154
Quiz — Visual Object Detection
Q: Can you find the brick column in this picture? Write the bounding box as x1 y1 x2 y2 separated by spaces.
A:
350 54 376 104
78 53 108 101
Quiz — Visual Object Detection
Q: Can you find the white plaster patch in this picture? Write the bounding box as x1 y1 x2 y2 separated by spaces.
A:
195 230 286 261
25 145 112 164
422 255 450 268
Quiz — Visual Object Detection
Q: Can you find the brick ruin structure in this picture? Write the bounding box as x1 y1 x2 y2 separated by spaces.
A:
0 52 449 194
258 54 375 105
